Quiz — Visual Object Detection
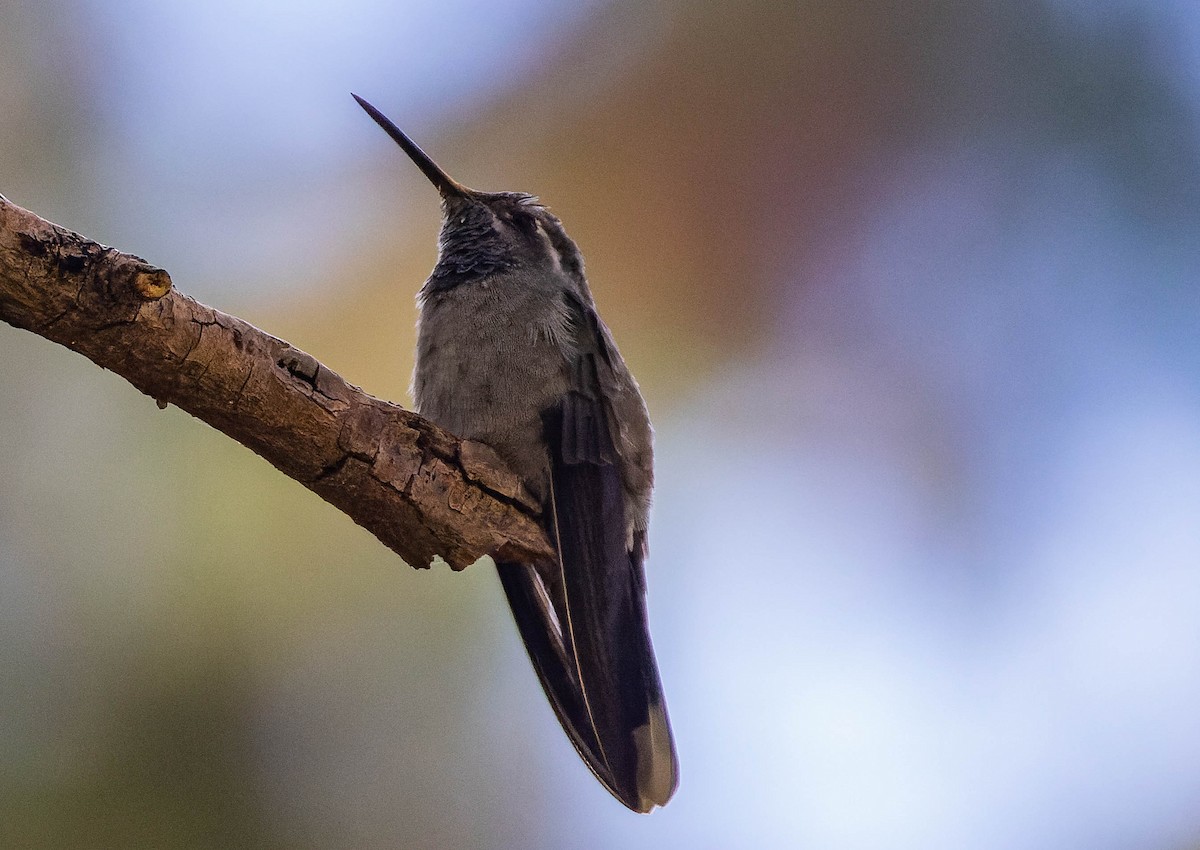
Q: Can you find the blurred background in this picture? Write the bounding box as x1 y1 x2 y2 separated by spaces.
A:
3 0 1200 847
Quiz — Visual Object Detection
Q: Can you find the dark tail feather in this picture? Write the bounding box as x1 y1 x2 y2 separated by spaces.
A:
495 543 677 812
494 559 610 782
547 450 679 812
492 392 678 812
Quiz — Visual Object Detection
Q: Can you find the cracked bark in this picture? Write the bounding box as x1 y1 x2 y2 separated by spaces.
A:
0 195 555 570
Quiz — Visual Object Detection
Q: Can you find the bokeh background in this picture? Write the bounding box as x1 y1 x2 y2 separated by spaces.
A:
3 0 1200 847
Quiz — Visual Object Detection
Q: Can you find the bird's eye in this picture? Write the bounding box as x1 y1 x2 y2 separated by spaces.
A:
510 210 539 236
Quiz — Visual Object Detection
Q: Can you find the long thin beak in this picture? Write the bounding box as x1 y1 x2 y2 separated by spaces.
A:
352 94 469 200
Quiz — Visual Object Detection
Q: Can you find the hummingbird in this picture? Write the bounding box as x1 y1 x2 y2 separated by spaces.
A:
353 94 678 812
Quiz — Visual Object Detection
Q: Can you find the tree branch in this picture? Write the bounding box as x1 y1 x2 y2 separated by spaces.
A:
0 194 554 570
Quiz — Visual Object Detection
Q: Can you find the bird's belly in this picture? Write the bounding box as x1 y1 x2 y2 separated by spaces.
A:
413 288 571 488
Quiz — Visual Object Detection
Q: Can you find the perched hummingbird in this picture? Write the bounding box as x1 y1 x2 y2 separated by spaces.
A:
353 94 678 812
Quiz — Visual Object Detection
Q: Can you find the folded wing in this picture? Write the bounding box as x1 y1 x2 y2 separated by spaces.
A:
496 300 677 812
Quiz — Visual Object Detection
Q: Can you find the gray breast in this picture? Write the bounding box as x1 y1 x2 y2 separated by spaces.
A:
412 269 575 491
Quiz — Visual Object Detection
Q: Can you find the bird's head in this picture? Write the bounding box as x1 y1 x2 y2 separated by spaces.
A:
353 94 584 292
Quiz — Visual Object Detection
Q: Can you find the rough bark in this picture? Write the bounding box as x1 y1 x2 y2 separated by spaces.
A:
0 194 555 570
